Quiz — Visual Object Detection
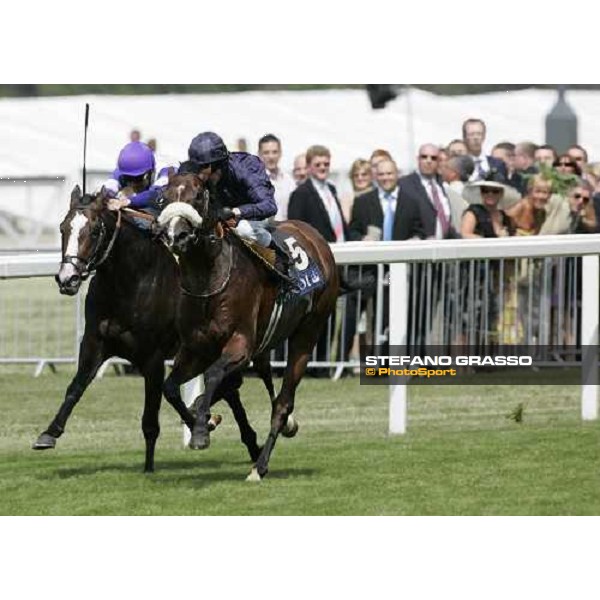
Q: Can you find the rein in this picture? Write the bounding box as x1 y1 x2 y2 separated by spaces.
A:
123 207 156 223
92 209 122 271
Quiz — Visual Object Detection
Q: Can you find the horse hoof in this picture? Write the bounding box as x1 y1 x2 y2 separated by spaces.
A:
208 414 223 432
32 434 57 450
282 416 299 439
246 468 262 483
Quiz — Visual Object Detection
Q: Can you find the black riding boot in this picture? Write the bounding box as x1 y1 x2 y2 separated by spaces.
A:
269 240 295 284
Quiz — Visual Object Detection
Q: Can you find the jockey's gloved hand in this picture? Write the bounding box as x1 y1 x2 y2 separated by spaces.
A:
107 195 131 212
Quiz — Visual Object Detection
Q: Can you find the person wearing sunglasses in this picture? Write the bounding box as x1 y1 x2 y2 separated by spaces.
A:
289 145 351 244
461 180 516 239
394 144 457 241
567 182 597 234
553 155 583 177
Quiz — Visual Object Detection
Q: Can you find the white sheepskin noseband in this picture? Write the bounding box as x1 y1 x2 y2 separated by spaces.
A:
158 202 203 228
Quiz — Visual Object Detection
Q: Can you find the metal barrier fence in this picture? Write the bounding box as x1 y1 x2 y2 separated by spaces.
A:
0 247 595 372
1 237 599 433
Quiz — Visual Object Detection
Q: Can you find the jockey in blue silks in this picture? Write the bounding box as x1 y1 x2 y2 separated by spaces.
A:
102 142 171 216
181 132 293 278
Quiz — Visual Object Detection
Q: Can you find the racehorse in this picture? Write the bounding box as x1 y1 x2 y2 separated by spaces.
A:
34 186 264 472
157 173 340 481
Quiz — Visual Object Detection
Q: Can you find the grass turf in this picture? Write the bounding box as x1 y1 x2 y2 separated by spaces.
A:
0 368 598 515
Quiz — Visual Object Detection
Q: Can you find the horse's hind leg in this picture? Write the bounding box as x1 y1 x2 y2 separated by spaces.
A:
33 334 105 450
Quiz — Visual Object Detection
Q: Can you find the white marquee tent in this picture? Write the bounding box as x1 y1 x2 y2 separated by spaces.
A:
2 87 600 245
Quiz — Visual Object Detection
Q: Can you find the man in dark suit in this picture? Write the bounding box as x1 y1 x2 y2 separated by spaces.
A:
394 144 459 241
350 159 400 241
288 145 353 376
288 145 351 243
463 118 508 183
344 159 400 361
394 144 459 354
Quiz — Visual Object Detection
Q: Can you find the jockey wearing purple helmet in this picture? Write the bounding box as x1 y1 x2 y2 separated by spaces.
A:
182 132 293 278
102 142 171 214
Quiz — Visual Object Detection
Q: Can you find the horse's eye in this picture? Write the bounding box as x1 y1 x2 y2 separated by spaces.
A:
90 227 100 239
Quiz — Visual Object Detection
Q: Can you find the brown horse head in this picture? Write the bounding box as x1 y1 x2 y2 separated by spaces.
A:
158 173 221 256
56 186 110 295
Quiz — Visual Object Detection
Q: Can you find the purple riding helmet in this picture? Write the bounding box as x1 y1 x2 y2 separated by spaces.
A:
118 142 156 177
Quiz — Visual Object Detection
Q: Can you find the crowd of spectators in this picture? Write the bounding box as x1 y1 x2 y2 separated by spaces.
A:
252 120 600 247
247 119 598 363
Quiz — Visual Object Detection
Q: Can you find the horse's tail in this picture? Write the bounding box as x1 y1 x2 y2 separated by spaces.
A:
337 267 377 297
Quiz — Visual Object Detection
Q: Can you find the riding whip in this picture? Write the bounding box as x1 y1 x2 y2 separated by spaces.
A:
82 103 90 196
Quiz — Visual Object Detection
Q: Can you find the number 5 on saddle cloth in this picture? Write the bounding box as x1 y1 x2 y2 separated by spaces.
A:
236 225 325 298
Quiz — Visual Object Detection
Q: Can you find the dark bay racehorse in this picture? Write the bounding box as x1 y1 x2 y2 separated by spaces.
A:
34 186 263 472
158 173 340 481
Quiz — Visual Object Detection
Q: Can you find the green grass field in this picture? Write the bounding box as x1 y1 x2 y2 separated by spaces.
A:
0 367 598 516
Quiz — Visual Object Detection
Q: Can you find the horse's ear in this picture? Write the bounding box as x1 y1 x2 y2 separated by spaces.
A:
70 185 82 208
96 187 109 209
168 167 176 183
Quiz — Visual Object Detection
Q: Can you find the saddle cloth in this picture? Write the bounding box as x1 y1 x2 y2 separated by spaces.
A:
240 229 325 297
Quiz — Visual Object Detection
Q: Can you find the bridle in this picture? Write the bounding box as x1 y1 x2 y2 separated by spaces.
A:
61 209 122 281
172 185 233 299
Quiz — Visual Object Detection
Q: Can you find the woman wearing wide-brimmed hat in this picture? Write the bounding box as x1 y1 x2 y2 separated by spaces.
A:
461 179 520 239
459 179 522 345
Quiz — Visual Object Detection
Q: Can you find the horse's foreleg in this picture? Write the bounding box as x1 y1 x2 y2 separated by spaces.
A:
251 307 334 482
219 383 261 463
163 348 213 449
140 357 165 474
254 352 298 438
190 336 251 451
254 353 276 403
250 349 310 481
33 334 105 450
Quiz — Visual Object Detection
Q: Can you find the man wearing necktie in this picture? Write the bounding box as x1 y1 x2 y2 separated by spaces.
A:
462 118 507 183
394 144 459 353
288 145 350 244
288 145 355 376
345 160 400 362
349 159 399 242
393 144 455 241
